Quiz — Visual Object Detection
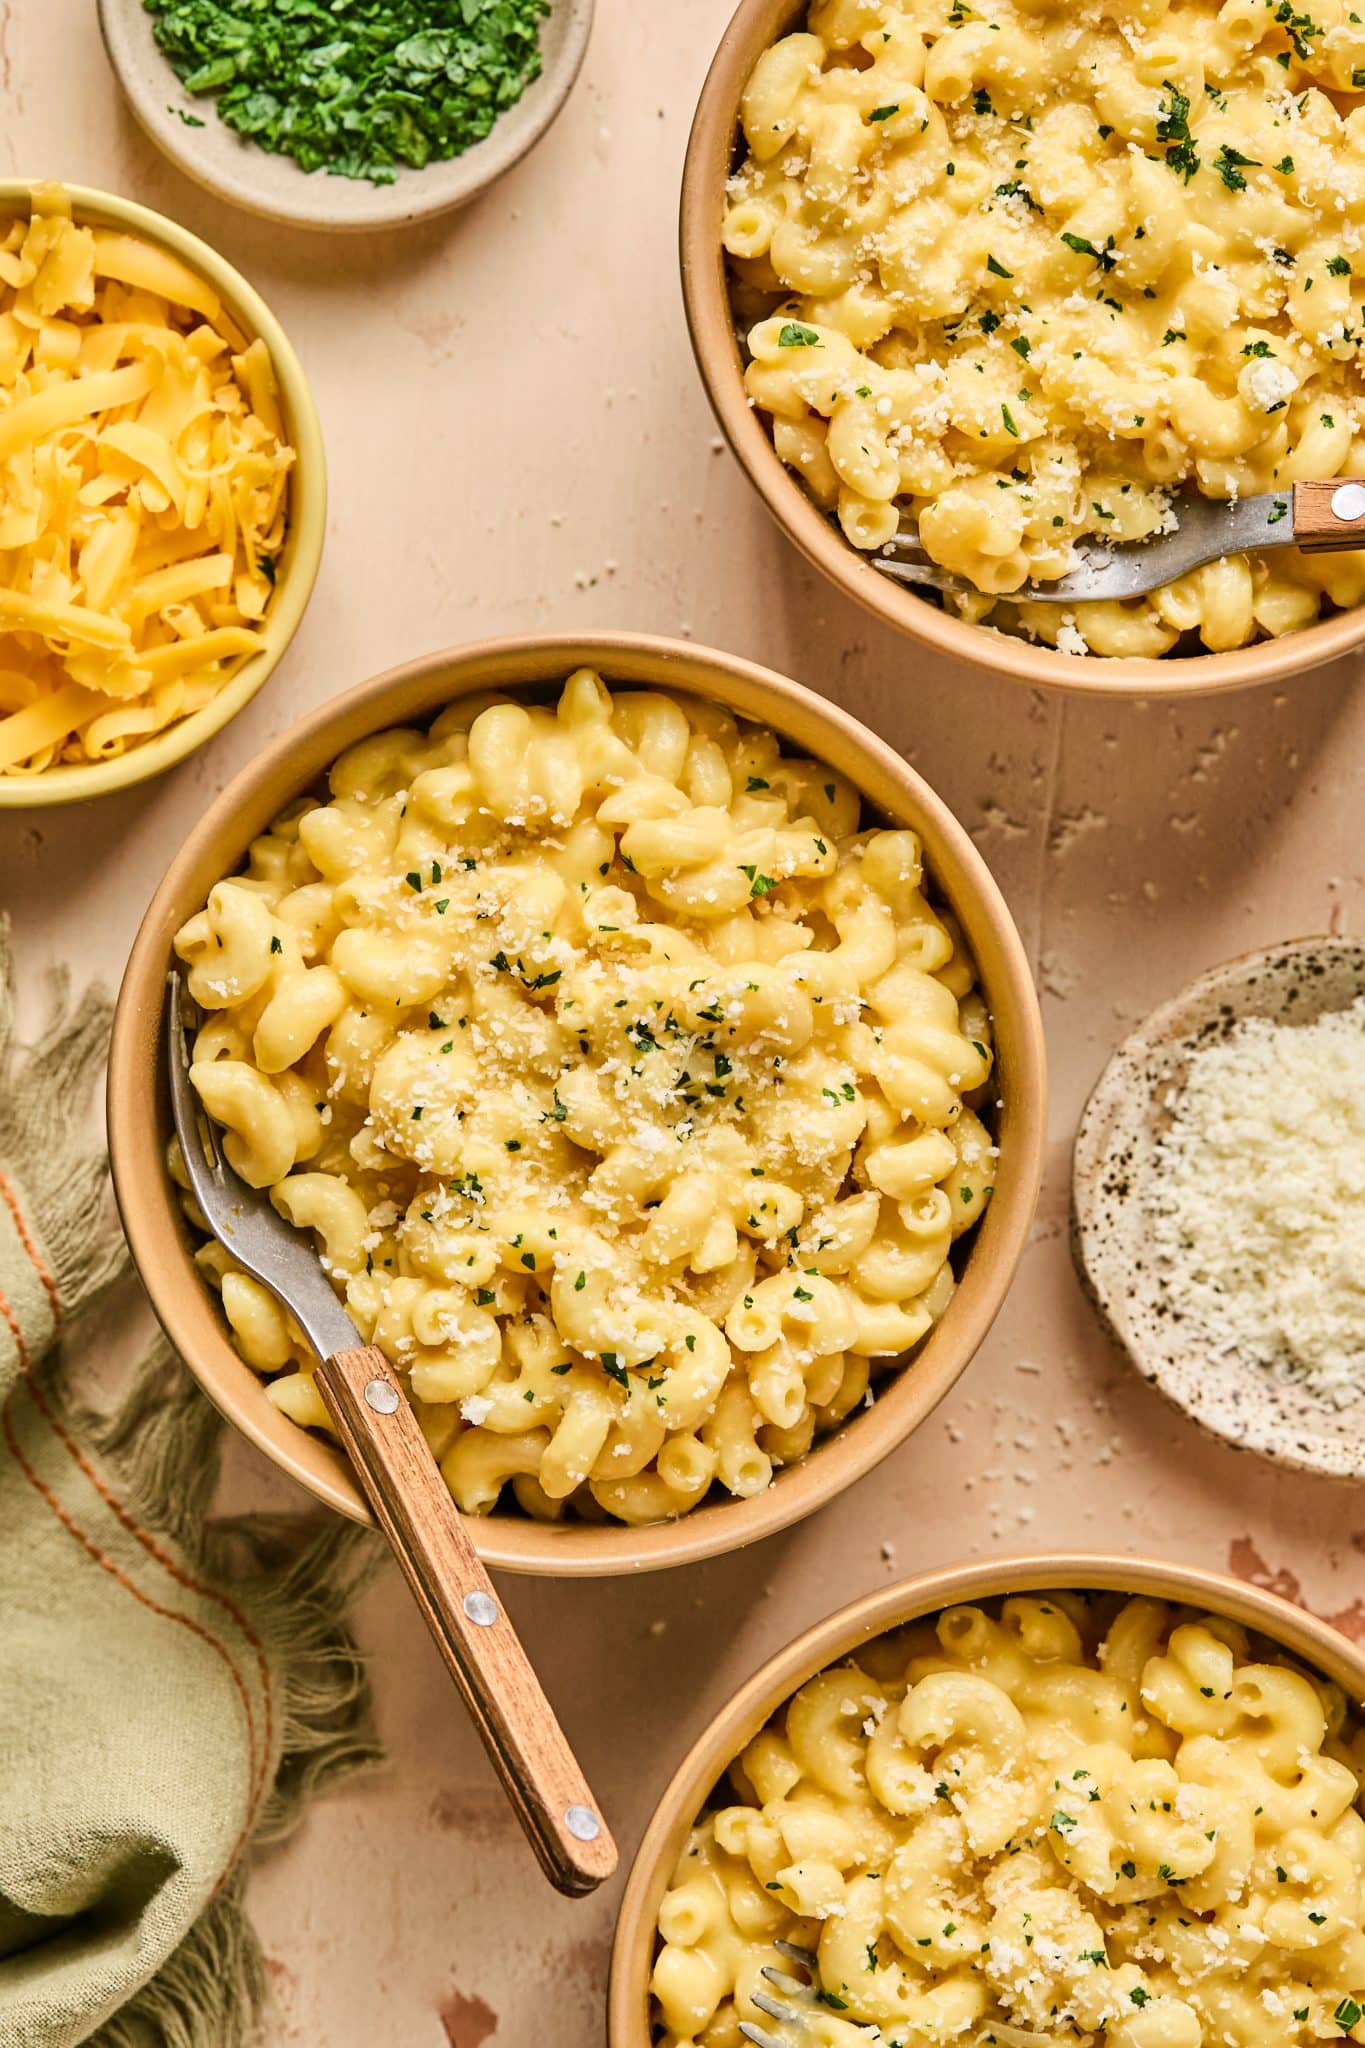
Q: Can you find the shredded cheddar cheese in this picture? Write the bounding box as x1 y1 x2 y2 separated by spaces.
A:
0 190 294 776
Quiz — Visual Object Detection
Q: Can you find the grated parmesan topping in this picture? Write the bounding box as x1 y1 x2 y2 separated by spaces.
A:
1148 995 1365 1405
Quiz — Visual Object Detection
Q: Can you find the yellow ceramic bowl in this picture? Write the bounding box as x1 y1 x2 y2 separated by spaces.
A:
0 180 325 808
108 633 1046 1578
607 1552 1365 2042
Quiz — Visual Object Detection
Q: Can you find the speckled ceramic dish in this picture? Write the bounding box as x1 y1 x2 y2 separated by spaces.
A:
1072 936 1365 1480
98 0 594 231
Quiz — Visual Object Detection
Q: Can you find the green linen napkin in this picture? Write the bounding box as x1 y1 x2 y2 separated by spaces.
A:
0 928 382 2048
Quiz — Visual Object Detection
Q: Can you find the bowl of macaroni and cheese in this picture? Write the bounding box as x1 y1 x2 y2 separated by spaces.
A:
108 633 1044 1575
681 0 1365 693
609 1554 1365 2044
0 180 325 803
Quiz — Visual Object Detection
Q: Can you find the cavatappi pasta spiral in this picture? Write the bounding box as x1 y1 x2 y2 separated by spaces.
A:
652 1591 1365 2048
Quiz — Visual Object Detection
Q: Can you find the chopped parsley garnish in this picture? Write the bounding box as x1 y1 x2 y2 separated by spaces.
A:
986 253 1013 277
778 322 821 348
1001 403 1020 436
1156 81 1199 180
868 103 899 121
1157 80 1191 140
1276 1 1323 59
1335 2003 1362 2033
146 0 553 186
1165 136 1201 182
1061 231 1117 270
1213 143 1260 190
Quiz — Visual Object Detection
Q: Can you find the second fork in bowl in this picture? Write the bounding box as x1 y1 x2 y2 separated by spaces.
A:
681 0 1365 695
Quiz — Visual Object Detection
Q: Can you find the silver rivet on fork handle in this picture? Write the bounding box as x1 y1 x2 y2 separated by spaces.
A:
1331 482 1365 522
363 1377 400 1414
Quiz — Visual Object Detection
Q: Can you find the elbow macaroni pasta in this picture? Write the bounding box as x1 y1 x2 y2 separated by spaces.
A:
0 190 292 775
726 0 1365 657
652 1593 1365 2047
172 672 998 1526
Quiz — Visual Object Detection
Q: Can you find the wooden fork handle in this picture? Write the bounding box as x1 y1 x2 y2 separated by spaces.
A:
313 1345 617 1897
1292 478 1365 551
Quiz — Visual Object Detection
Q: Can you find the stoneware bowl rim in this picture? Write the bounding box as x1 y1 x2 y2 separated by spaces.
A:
1072 933 1365 1481
0 177 325 809
97 0 596 233
678 0 1365 701
606 1549 1365 2044
107 630 1046 1577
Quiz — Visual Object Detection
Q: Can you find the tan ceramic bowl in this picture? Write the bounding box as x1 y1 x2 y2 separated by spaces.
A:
607 1551 1365 2042
0 181 325 807
680 0 1365 699
108 633 1045 1577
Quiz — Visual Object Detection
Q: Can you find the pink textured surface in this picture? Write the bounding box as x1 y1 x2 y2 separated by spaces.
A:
3 2 1364 2041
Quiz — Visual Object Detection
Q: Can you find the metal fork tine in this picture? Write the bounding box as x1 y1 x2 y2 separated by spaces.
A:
754 1989 804 2023
745 1937 883 2043
760 1967 814 1997
775 1940 819 1969
166 971 224 1182
162 969 362 1363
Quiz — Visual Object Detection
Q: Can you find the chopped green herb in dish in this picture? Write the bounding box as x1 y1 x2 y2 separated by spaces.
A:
144 0 551 186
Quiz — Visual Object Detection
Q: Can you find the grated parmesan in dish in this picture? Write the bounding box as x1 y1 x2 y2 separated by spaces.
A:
1148 996 1365 1406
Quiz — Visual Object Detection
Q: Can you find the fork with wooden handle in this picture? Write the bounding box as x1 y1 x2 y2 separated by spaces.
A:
164 971 617 1898
873 477 1365 604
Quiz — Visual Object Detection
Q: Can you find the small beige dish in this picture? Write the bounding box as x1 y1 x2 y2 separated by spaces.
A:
97 0 594 232
679 0 1365 698
108 632 1046 1578
607 1551 1365 2043
1072 936 1365 1481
